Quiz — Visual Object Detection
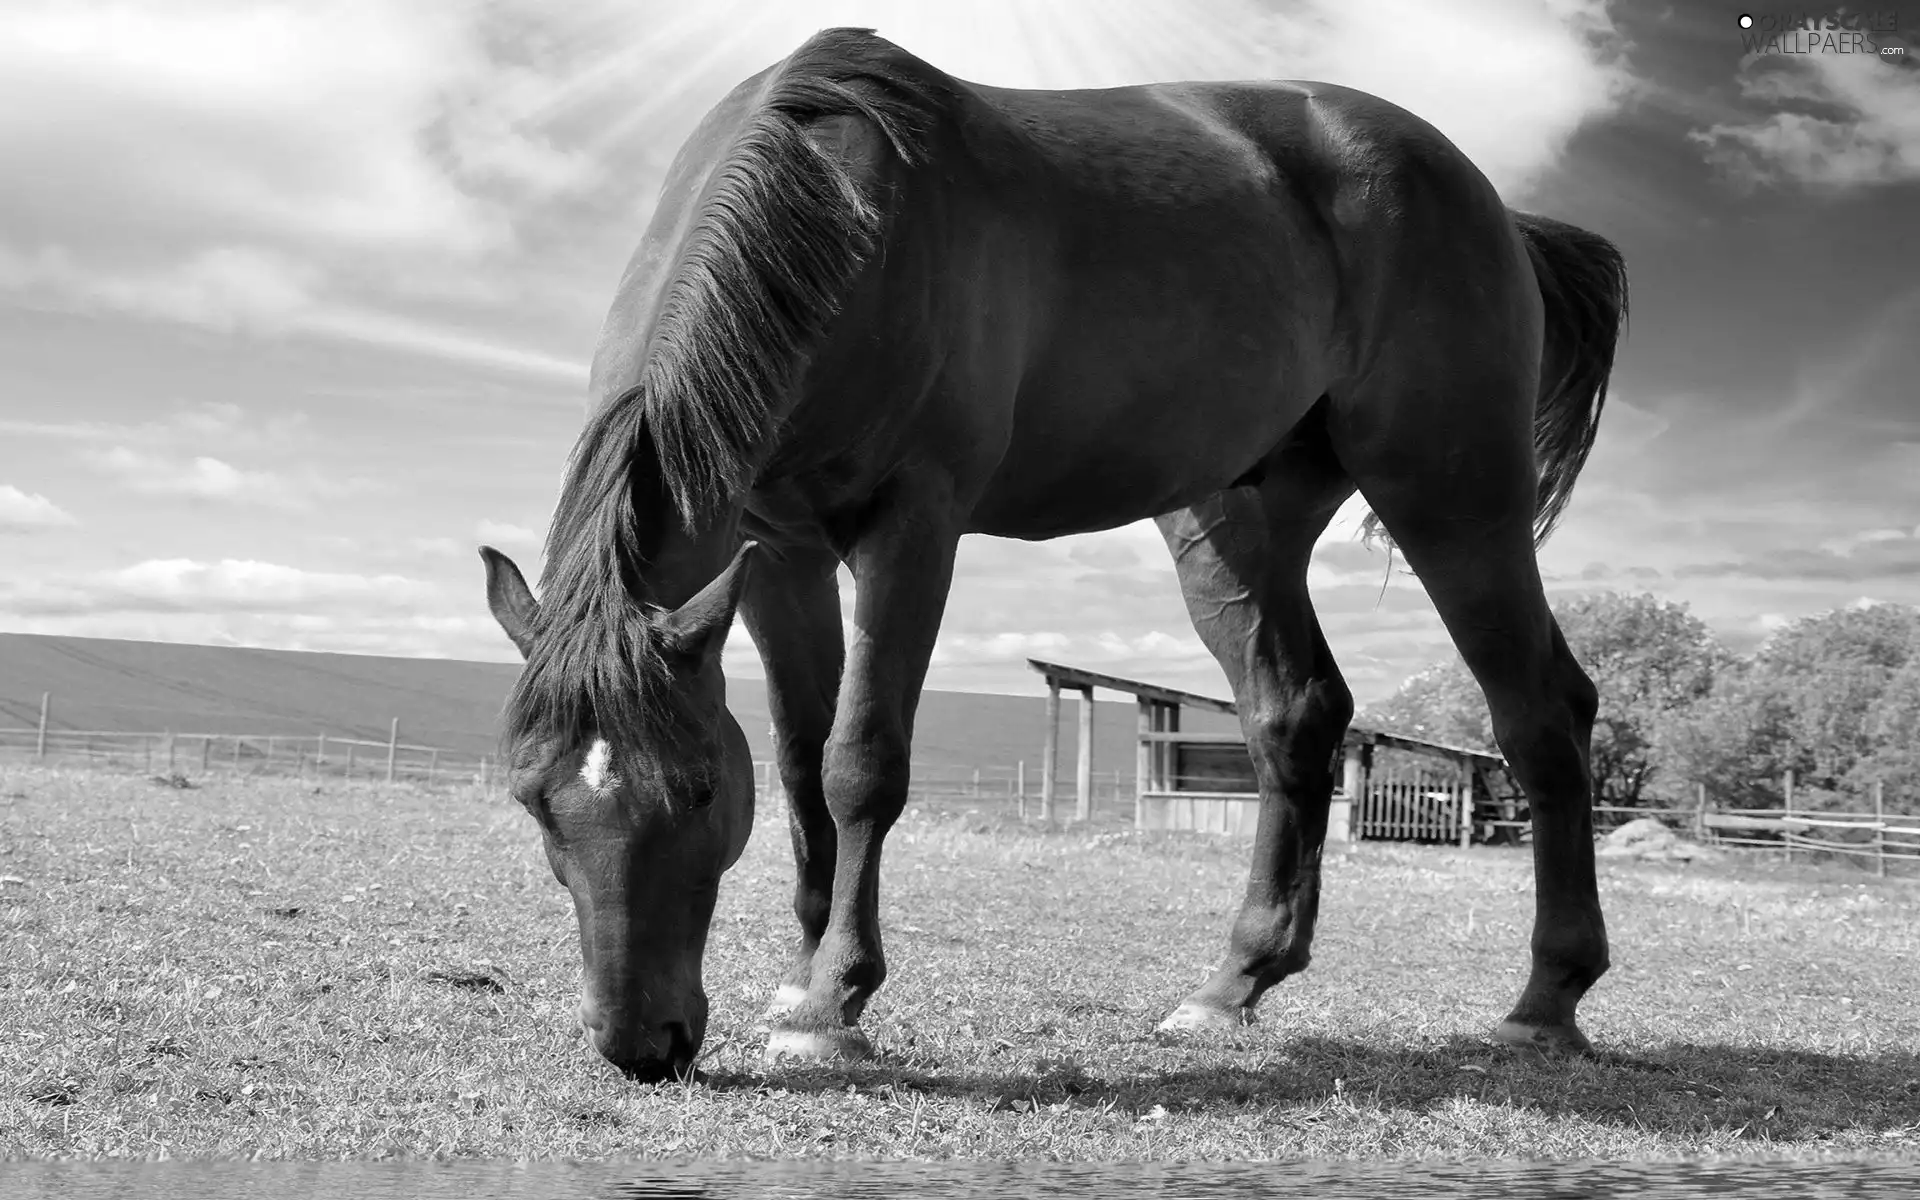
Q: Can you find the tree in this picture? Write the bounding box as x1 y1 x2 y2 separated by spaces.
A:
1363 592 1728 805
1362 658 1494 752
1553 593 1729 805
1863 650 1920 816
1657 662 1798 809
1657 602 1920 812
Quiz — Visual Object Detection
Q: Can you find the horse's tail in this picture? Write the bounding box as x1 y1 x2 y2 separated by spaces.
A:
1510 209 1629 547
1356 210 1626 553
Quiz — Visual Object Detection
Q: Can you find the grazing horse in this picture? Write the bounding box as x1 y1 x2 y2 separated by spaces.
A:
479 27 1627 1081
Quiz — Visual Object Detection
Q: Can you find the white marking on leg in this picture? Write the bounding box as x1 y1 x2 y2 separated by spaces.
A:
580 738 618 793
768 984 808 1013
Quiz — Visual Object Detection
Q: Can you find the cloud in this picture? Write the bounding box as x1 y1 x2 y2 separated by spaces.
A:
475 519 541 548
81 446 333 510
0 559 438 618
1674 530 1920 583
0 485 77 532
0 2 515 254
0 0 596 373
0 400 310 452
294 307 587 381
1820 527 1918 556
0 556 514 661
0 0 1634 381
0 242 318 335
1691 51 1920 188
1248 0 1638 200
0 242 586 380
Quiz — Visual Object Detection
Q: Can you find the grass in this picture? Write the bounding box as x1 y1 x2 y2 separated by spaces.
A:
2 763 1917 1162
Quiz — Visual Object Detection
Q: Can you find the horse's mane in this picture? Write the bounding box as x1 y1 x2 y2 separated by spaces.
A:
505 28 942 762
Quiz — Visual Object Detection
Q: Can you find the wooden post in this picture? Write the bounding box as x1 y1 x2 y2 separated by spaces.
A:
35 692 48 760
1075 686 1095 823
347 741 356 775
201 736 211 772
1135 698 1152 829
427 749 438 785
1162 704 1177 791
1695 781 1708 842
1340 744 1363 843
1783 769 1795 862
385 718 399 783
267 736 277 763
1875 780 1887 879
971 767 980 798
1017 760 1027 819
1041 680 1061 824
317 733 327 767
1458 781 1472 849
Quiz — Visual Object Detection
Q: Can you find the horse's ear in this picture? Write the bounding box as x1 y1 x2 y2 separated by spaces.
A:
479 546 539 659
658 541 758 665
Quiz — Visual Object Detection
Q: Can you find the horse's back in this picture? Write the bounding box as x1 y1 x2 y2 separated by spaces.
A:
935 74 1528 533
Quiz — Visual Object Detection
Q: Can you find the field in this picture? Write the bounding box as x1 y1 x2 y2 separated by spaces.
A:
0 631 1233 774
3 763 1918 1162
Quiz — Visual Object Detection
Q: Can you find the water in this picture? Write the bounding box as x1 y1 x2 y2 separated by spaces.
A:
2 1159 1916 1199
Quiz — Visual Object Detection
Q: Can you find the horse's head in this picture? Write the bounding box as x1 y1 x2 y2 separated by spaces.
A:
478 541 758 1082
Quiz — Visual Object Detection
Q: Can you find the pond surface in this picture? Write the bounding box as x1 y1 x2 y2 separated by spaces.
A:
5 1159 1918 1199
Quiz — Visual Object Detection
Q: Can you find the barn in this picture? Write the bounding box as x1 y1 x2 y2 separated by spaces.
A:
1027 659 1527 844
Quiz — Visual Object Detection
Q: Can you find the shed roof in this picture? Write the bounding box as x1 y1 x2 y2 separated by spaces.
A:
1026 657 1506 766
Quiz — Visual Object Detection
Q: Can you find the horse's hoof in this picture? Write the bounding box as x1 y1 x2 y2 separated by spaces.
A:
765 1025 873 1064
1157 1001 1254 1033
1491 1018 1594 1057
761 984 808 1021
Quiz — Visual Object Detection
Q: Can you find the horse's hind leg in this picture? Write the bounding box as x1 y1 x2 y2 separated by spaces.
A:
737 543 844 1019
1335 384 1608 1053
1155 441 1357 1029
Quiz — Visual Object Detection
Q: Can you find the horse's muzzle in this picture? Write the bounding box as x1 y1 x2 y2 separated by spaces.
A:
580 1004 698 1083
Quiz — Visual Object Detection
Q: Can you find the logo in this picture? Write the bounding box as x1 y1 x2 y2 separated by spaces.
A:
1736 11 1910 54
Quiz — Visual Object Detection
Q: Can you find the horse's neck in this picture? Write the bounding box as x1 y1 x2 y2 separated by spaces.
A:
625 502 742 613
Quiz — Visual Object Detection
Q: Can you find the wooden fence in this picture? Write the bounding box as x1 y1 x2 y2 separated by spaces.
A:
1353 765 1472 845
0 696 1067 810
1695 780 1918 878
0 722 494 788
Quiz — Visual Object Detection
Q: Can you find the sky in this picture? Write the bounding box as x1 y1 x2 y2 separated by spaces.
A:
0 0 1915 710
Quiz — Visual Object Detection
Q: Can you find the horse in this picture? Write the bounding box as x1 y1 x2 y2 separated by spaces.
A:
478 26 1628 1082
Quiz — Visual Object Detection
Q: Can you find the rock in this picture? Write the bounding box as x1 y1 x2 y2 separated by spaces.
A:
1597 815 1722 862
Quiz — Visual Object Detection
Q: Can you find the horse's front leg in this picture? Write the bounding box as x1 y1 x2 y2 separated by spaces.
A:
765 489 960 1063
737 542 845 1021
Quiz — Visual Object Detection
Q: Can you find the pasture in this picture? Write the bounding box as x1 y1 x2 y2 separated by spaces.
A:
2 763 1917 1161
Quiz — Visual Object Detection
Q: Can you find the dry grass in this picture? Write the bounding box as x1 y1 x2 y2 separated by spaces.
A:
2 763 1917 1162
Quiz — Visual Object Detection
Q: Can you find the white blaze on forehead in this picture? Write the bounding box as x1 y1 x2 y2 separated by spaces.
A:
580 738 618 793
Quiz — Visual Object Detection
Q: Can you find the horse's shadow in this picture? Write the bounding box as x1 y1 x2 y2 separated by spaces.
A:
705 1035 1920 1141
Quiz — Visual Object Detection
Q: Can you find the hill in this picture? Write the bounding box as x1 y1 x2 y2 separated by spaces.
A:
0 632 1238 778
